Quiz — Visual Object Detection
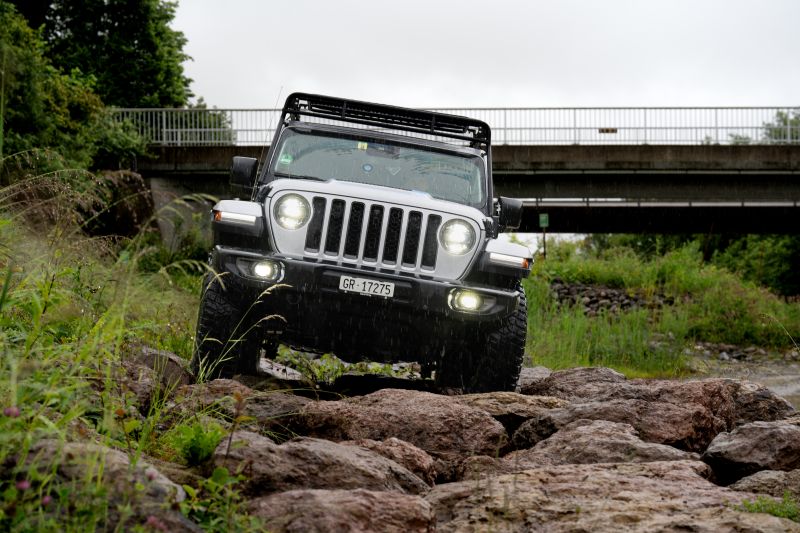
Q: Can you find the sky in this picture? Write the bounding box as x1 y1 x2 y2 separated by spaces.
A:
173 0 800 110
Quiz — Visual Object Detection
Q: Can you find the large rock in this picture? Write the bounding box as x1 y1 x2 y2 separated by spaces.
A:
451 391 568 434
511 398 723 452
425 460 799 532
731 469 800 499
520 367 795 431
292 389 508 458
170 380 310 437
27 440 196 531
519 366 627 399
515 366 552 392
341 438 437 486
703 419 800 484
213 431 429 496
249 489 435 532
506 419 699 467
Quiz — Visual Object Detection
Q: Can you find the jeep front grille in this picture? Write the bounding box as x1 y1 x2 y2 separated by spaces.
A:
302 196 441 271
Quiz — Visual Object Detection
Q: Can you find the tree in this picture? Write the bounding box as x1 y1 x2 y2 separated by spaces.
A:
763 109 800 144
38 0 192 108
0 2 147 171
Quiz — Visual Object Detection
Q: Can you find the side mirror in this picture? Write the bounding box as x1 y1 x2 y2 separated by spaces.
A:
230 156 258 188
498 196 523 231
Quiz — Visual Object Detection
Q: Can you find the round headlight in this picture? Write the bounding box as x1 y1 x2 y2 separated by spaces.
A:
439 219 476 255
274 194 311 230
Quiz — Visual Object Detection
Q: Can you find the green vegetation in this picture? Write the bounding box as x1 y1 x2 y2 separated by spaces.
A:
525 239 800 377
169 420 226 466
740 492 800 522
0 170 262 530
10 0 192 108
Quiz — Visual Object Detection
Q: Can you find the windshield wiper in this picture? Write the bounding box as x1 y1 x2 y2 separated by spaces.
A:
273 172 325 181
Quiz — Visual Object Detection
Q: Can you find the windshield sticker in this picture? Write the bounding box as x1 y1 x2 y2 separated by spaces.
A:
362 164 373 173
357 142 368 151
387 166 402 176
278 153 293 165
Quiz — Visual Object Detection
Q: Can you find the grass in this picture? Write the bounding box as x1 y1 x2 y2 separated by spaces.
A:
524 239 800 377
739 492 800 522
0 163 261 531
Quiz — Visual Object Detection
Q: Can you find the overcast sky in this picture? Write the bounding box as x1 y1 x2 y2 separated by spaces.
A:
174 0 799 109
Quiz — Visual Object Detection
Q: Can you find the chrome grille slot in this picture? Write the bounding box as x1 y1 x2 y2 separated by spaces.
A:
421 215 441 269
402 211 423 266
304 197 327 251
324 199 346 254
363 205 384 261
344 202 365 258
382 208 404 264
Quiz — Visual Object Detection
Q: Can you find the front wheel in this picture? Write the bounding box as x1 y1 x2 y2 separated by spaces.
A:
191 273 267 380
436 284 527 393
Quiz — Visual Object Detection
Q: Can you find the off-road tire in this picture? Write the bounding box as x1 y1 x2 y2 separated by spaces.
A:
436 283 527 393
192 273 263 379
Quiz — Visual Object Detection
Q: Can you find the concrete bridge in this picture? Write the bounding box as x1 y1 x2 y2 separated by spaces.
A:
115 107 800 233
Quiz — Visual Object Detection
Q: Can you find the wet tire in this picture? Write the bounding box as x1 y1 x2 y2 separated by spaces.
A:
436 283 527 393
191 273 263 380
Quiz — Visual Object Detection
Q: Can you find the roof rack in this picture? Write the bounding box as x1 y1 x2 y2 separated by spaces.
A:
281 92 491 149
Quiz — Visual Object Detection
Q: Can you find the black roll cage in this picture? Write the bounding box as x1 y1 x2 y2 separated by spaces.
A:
276 92 491 149
258 92 495 218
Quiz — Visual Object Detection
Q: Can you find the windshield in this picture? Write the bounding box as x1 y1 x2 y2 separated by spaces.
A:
270 128 486 208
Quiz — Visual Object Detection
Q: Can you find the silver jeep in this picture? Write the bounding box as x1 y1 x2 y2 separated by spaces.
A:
193 93 532 392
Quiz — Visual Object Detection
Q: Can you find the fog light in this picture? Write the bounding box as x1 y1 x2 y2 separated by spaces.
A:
450 289 482 312
252 260 280 280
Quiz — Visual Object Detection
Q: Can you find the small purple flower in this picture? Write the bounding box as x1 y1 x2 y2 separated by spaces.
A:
145 515 167 531
3 406 20 418
15 479 30 491
41 495 52 506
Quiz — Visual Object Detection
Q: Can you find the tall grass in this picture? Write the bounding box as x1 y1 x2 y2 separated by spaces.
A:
0 159 262 530
526 240 800 377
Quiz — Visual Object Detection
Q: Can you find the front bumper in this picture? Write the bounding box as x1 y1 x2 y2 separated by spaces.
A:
212 246 519 319
210 245 520 360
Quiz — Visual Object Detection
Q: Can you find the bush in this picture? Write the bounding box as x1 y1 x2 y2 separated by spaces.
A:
169 420 226 466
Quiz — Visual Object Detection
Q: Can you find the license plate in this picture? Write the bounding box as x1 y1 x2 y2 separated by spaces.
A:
339 275 395 298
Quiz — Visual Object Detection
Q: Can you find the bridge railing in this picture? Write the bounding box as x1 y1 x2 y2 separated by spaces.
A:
111 106 800 147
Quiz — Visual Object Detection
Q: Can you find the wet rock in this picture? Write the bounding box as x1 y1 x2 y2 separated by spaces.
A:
506 419 699 467
340 438 437 486
174 378 254 411
702 419 800 485
732 381 797 426
518 366 626 399
512 397 722 452
170 380 310 436
213 431 429 496
292 389 508 459
515 365 552 391
731 469 800 499
26 440 194 531
249 489 434 533
425 460 798 532
127 345 194 390
451 391 568 434
119 361 159 413
520 367 795 436
447 455 512 482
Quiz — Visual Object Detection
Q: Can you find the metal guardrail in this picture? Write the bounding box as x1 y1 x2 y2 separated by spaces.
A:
111 107 800 147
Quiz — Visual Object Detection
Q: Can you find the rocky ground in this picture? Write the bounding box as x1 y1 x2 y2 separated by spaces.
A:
27 347 800 532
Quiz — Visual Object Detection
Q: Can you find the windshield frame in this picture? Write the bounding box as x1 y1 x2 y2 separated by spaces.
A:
263 124 489 210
